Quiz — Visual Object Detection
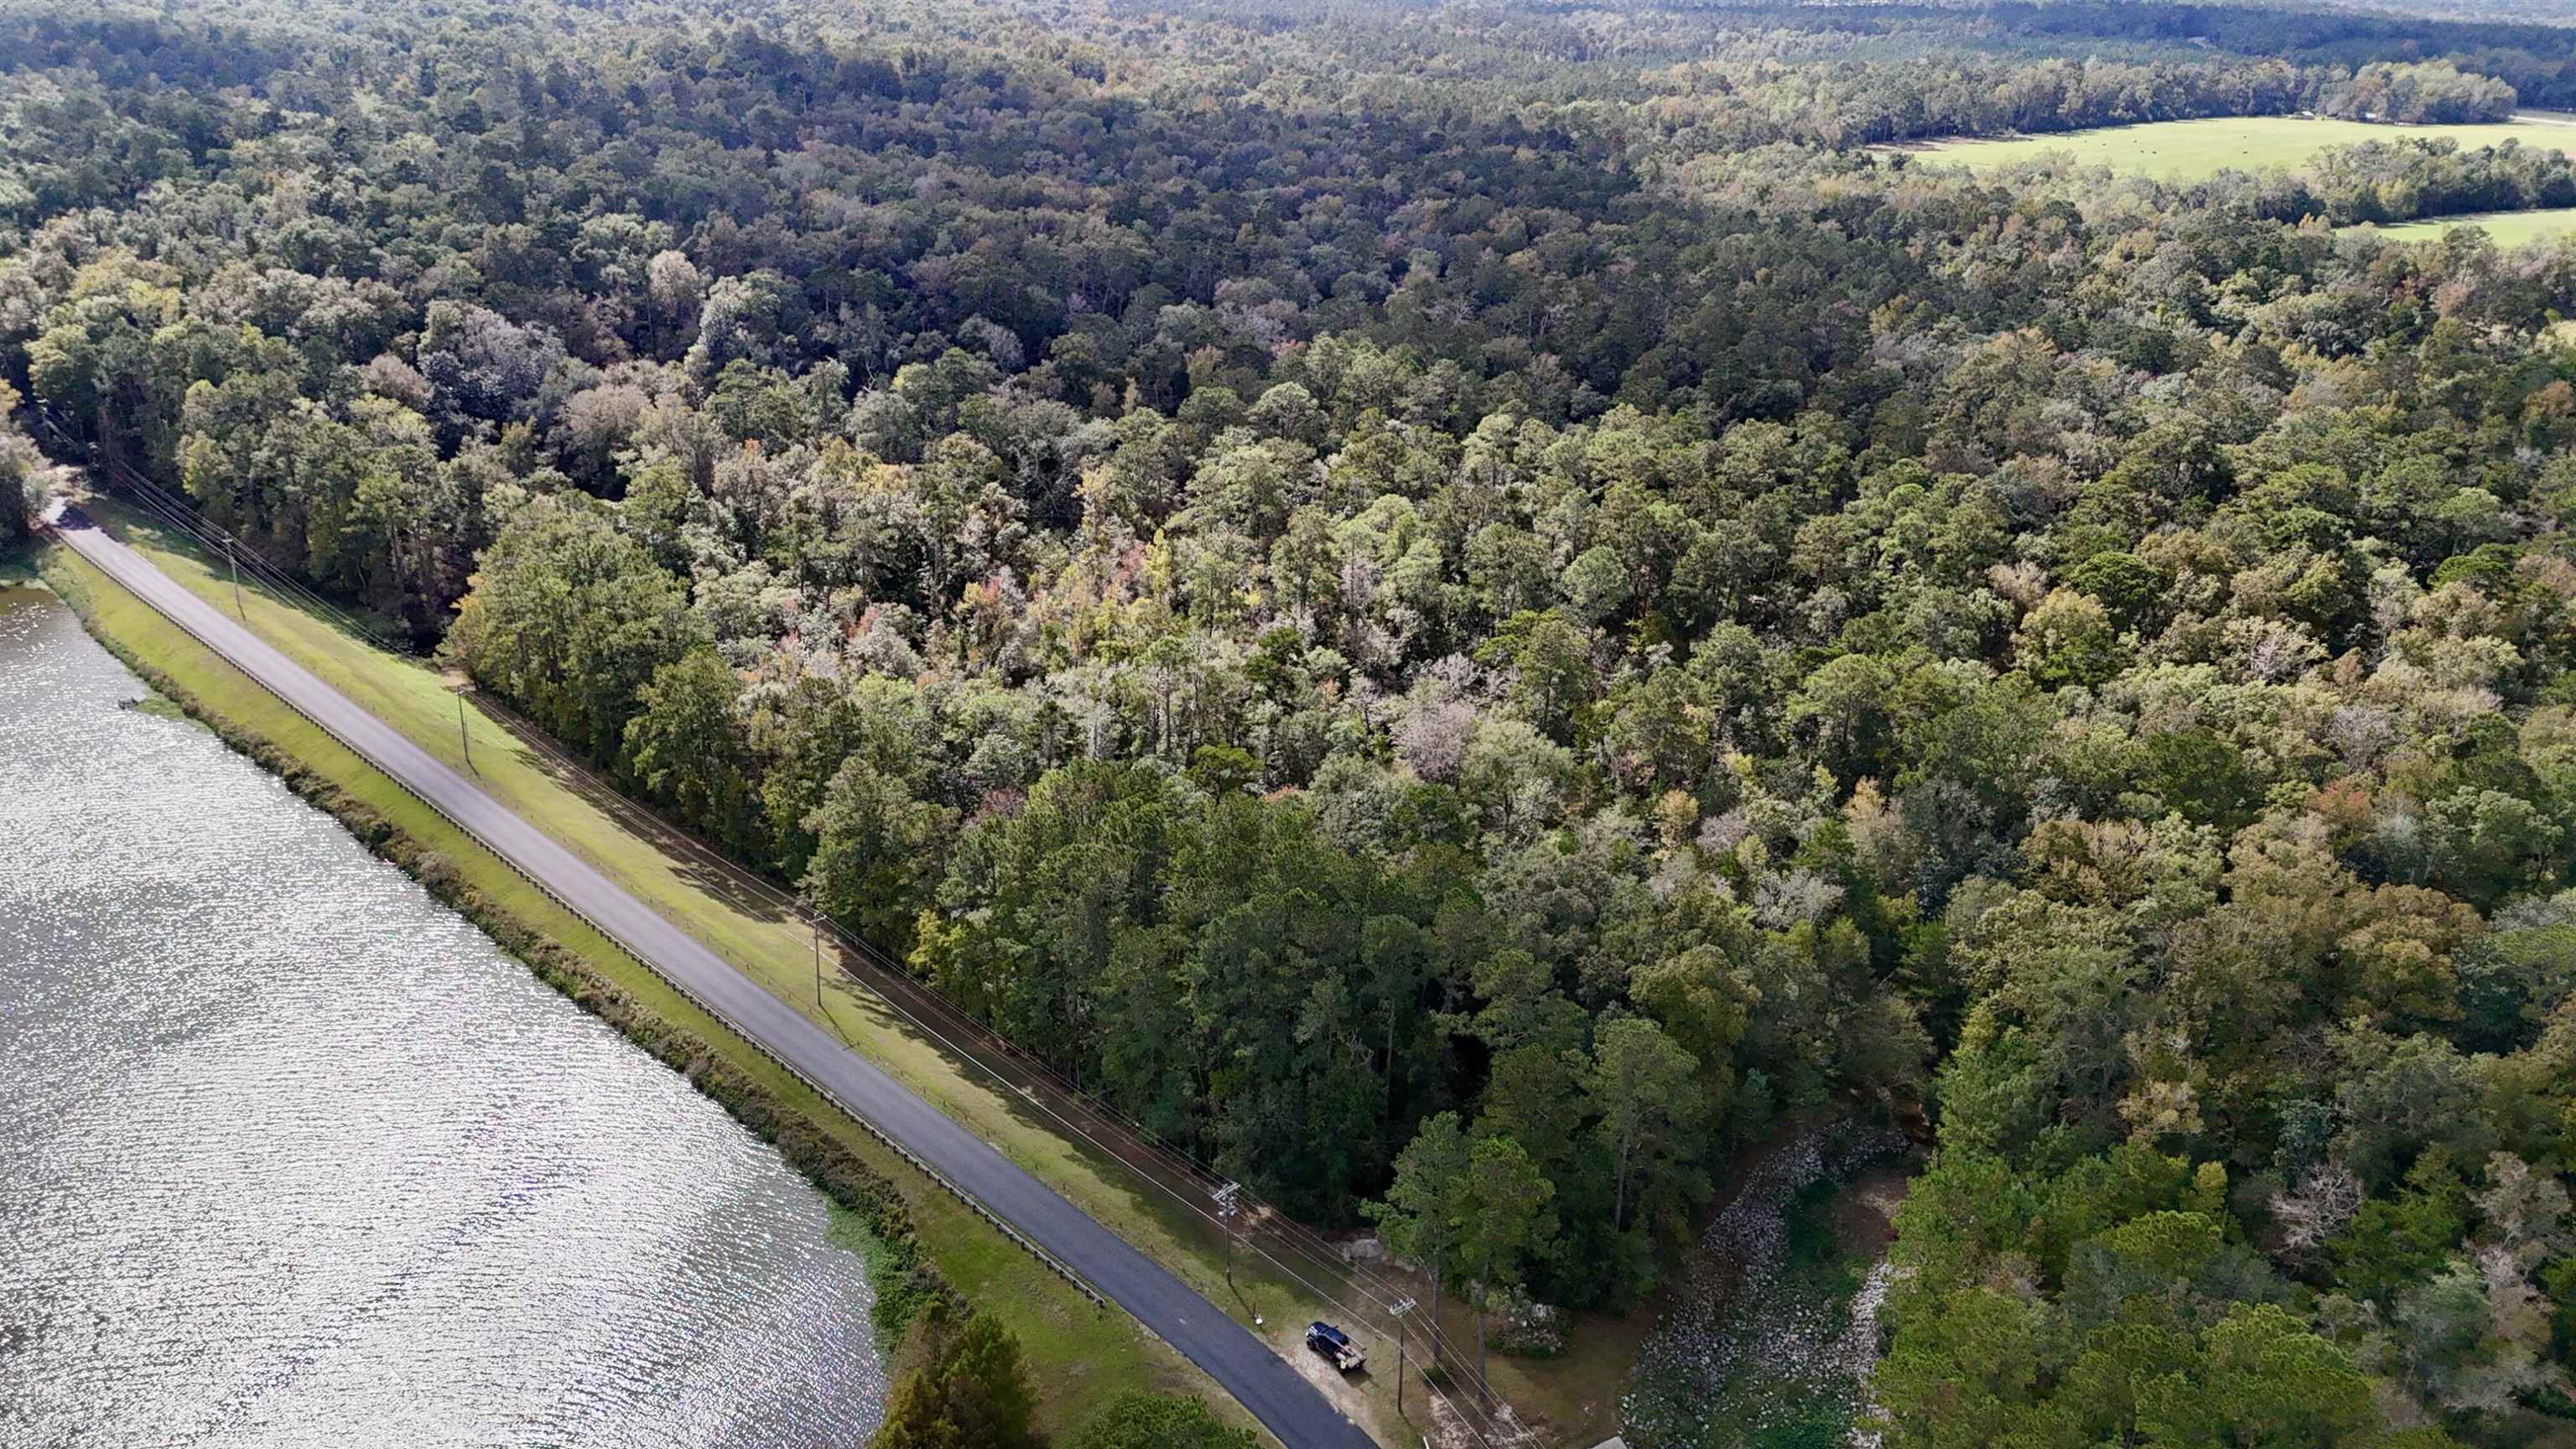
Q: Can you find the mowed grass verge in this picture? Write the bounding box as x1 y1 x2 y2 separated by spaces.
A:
38 535 1216 1439
72 499 1660 1446
1901 112 2576 182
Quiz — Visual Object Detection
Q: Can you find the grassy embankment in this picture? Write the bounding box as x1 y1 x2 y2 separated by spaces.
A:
34 531 1218 1440
63 496 1657 1446
1904 112 2576 182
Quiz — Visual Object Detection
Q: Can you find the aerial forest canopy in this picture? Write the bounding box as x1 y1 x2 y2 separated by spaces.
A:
11 0 2576 1442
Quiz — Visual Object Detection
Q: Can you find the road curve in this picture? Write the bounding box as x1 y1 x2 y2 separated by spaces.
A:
46 502 1374 1449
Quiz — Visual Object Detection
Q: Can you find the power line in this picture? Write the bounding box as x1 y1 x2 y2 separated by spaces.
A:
497 710 1421 1325
30 409 1533 1442
30 407 420 657
105 457 416 657
109 465 388 647
480 697 1524 1439
469 683 1524 1428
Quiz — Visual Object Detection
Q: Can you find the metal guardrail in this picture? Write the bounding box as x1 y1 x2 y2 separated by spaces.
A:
49 480 1515 1445
46 511 1110 1314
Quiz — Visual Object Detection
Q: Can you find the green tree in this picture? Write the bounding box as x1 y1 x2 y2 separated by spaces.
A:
1789 652 1898 783
875 1312 1041 1449
2327 1159 2468 1304
27 263 187 470
1365 1111 1472 1369
444 495 709 766
802 756 957 955
1481 609 1596 744
2137 1304 2386 1448
621 650 757 855
2063 551 2170 634
1587 1016 1706 1249
2012 587 2129 690
2426 789 2564 907
1876 1286 2048 1449
1459 1133 1555 1390
0 382 34 548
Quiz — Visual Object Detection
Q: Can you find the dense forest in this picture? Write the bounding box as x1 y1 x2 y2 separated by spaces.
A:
12 0 2576 1444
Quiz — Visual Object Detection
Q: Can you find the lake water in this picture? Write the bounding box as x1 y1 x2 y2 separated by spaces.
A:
0 586 889 1448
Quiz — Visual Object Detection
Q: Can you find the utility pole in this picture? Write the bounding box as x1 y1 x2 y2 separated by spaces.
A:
457 692 475 773
1213 1182 1241 1291
225 541 245 621
813 917 824 1008
1390 1297 1417 1420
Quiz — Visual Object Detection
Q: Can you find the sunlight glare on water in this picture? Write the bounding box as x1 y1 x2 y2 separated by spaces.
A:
0 586 888 1448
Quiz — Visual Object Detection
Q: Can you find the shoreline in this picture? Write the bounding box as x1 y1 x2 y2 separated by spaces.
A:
34 503 1361 1446
23 541 958 1363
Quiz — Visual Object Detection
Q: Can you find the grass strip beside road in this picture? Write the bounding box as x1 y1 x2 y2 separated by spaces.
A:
39 537 1210 1438
75 498 1665 1447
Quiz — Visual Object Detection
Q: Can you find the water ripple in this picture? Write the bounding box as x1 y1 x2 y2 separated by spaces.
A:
0 589 888 1449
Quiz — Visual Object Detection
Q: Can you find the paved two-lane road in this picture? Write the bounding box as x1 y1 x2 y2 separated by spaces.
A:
45 501 1374 1449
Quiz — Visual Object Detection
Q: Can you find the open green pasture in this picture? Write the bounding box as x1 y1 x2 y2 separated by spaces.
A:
1905 113 2576 182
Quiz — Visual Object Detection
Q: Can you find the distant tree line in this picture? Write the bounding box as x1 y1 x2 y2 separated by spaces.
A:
9 2 2576 1442
2319 60 2519 123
